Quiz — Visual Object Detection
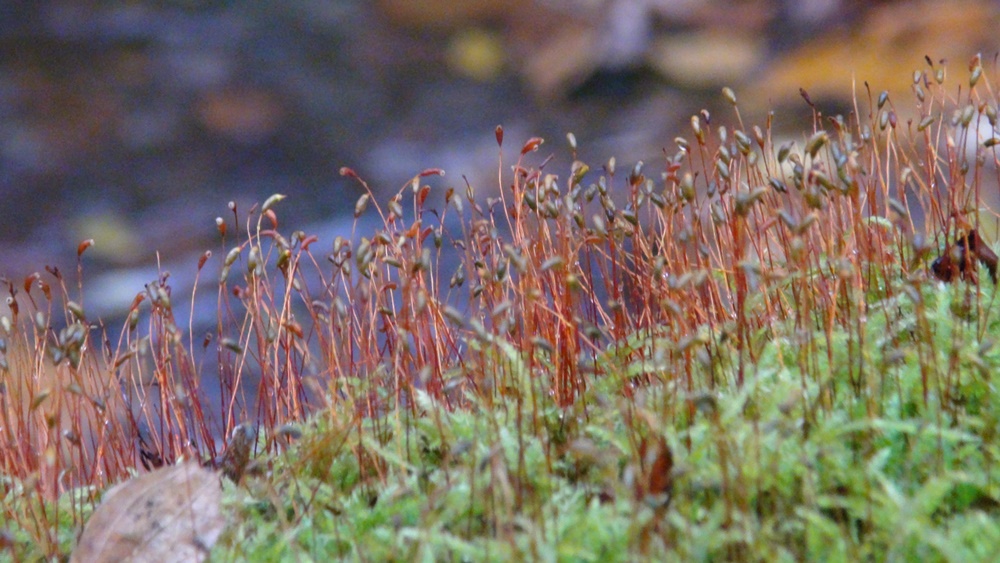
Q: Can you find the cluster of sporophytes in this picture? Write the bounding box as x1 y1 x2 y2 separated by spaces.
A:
3 55 1000 560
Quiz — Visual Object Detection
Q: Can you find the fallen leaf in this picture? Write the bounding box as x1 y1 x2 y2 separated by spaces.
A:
647 30 765 89
72 461 224 563
195 88 283 143
749 0 1000 114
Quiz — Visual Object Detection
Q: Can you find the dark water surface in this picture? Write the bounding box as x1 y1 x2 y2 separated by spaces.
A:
0 2 694 318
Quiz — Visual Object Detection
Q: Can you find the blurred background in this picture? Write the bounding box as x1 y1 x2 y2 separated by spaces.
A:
2 0 999 320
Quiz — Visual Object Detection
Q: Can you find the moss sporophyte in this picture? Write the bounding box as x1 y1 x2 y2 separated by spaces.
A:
4 57 1000 560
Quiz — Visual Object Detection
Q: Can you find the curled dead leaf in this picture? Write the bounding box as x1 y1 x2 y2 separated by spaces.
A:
931 230 998 284
215 423 257 483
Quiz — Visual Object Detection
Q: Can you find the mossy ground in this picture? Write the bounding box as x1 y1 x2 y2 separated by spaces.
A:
210 280 1000 562
4 56 1000 562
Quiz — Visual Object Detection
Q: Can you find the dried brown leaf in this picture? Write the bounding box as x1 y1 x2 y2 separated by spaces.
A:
72 462 223 563
217 424 256 483
634 435 674 510
932 230 998 284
